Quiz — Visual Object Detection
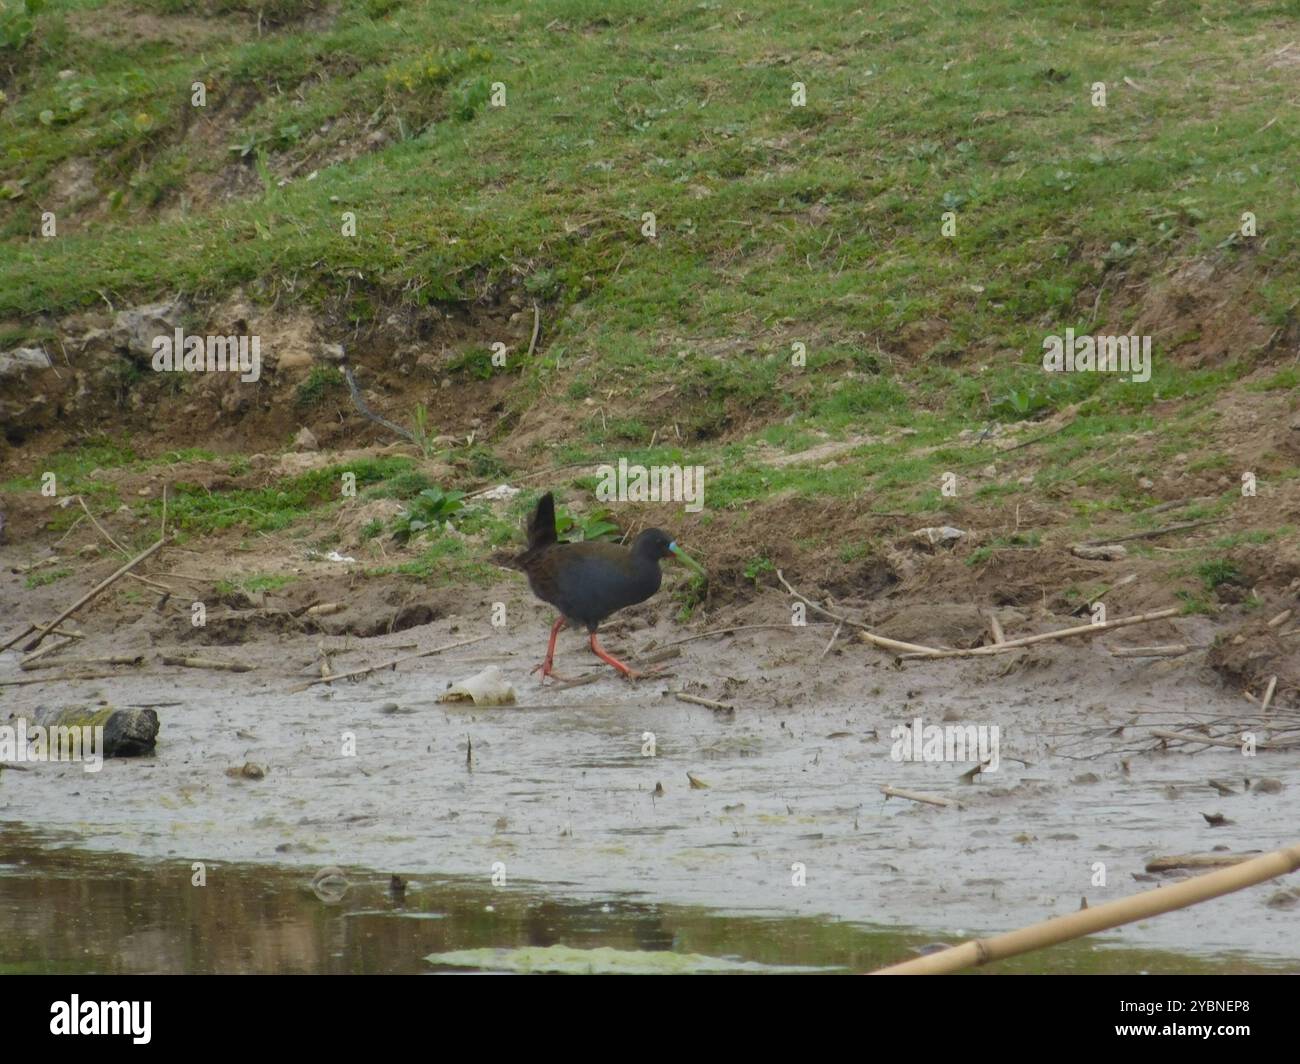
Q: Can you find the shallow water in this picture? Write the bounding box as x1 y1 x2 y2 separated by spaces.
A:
0 829 1289 974
2 604 1297 971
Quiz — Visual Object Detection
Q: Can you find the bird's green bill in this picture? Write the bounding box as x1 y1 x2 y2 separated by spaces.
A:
669 543 706 576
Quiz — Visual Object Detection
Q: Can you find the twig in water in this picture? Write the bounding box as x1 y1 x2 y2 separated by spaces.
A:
287 634 492 692
880 785 959 809
1109 644 1204 658
672 691 735 712
1150 729 1299 751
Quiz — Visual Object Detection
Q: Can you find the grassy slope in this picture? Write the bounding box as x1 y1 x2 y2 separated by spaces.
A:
1 0 1297 594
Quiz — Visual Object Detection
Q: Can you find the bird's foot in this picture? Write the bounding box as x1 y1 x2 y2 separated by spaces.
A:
530 660 574 684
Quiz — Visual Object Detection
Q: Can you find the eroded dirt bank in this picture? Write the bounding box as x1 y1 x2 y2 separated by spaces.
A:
3 575 1298 965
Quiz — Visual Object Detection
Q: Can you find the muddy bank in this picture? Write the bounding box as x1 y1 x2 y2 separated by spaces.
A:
2 587 1298 966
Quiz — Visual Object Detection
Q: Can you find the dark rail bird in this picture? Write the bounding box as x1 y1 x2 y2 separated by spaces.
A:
515 492 705 681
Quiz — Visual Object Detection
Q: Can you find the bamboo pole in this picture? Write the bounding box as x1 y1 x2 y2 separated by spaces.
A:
899 607 1178 660
19 535 167 651
21 653 142 672
872 841 1300 974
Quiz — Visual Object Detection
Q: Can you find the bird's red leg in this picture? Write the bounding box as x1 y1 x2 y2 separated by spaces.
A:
531 617 572 682
588 631 656 680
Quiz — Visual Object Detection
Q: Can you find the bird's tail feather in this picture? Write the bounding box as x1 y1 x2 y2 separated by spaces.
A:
525 491 558 552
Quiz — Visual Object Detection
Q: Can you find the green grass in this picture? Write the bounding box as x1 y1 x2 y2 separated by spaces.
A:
215 572 295 595
24 566 71 588
157 456 415 532
3 0 1296 591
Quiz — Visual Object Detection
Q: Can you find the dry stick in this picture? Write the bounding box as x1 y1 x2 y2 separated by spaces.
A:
464 461 597 500
126 572 173 593
22 654 142 672
775 570 943 656
32 621 84 638
527 303 541 359
1260 675 1278 714
673 691 735 712
20 536 167 652
53 513 86 548
76 495 128 555
1150 729 1298 751
1146 853 1259 873
987 611 1006 646
900 607 1179 660
880 785 959 809
872 841 1300 975
1081 517 1228 548
160 655 252 673
1143 495 1215 515
819 621 844 660
0 672 119 687
287 634 492 692
1109 644 1204 658
641 622 833 654
0 625 37 653
18 636 75 668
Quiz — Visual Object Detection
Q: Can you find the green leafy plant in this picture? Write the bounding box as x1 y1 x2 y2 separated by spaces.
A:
294 365 343 407
554 505 620 542
1196 559 1241 591
392 487 467 542
991 387 1051 421
743 556 775 587
0 0 44 53
409 402 439 458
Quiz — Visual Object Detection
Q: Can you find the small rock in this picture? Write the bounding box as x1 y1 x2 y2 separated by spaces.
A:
112 299 184 358
911 526 965 550
1253 778 1284 794
1071 543 1128 561
294 427 318 451
225 762 266 780
0 347 53 379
